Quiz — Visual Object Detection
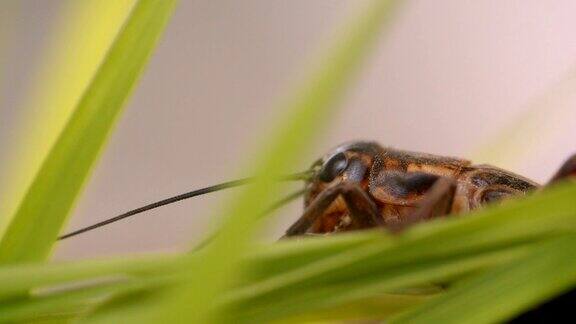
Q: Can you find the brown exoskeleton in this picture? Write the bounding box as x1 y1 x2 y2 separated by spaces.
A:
59 141 576 240
283 141 576 237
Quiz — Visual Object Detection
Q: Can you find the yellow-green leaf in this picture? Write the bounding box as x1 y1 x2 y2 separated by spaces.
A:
0 0 178 264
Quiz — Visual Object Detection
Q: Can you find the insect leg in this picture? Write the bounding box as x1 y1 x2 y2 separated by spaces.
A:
389 177 457 233
283 183 383 237
548 154 576 184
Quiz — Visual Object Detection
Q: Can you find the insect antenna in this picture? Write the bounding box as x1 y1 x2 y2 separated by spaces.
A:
58 171 313 240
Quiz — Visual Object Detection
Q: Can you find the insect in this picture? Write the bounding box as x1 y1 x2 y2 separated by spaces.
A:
58 141 576 240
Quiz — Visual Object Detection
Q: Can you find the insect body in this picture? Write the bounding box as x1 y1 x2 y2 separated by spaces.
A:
284 141 573 237
59 141 576 240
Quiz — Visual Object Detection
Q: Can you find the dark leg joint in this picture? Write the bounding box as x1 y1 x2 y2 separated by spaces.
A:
284 183 383 237
389 177 457 233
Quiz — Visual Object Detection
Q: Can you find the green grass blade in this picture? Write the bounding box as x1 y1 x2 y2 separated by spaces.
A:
3 183 576 322
0 184 573 321
275 293 433 323
245 230 384 279
79 183 576 322
0 255 182 301
0 280 151 323
230 246 531 323
0 232 380 303
221 183 576 321
0 290 97 323
0 0 178 264
0 0 136 238
82 1 401 323
391 234 576 324
230 182 576 303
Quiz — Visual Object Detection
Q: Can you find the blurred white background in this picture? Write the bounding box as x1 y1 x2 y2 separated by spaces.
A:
1 1 575 260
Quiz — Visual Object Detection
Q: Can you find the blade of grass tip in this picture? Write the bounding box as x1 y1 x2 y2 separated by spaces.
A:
82 1 402 323
0 0 136 238
391 234 576 324
0 0 178 264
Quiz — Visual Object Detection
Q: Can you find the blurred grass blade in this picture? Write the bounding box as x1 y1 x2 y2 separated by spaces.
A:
0 279 158 323
245 230 384 278
231 182 576 303
0 232 379 302
275 293 433 323
223 182 576 321
0 286 105 323
80 185 576 322
0 255 182 301
0 0 178 264
1 183 576 321
391 234 576 324
83 1 401 323
231 246 531 323
0 0 136 237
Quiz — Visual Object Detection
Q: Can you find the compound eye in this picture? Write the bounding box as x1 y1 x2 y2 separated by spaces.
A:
481 189 511 205
318 152 348 182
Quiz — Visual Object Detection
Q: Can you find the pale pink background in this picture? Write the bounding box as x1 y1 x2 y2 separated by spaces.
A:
1 1 575 260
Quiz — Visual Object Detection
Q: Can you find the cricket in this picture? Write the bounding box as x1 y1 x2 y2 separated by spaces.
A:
59 141 576 240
